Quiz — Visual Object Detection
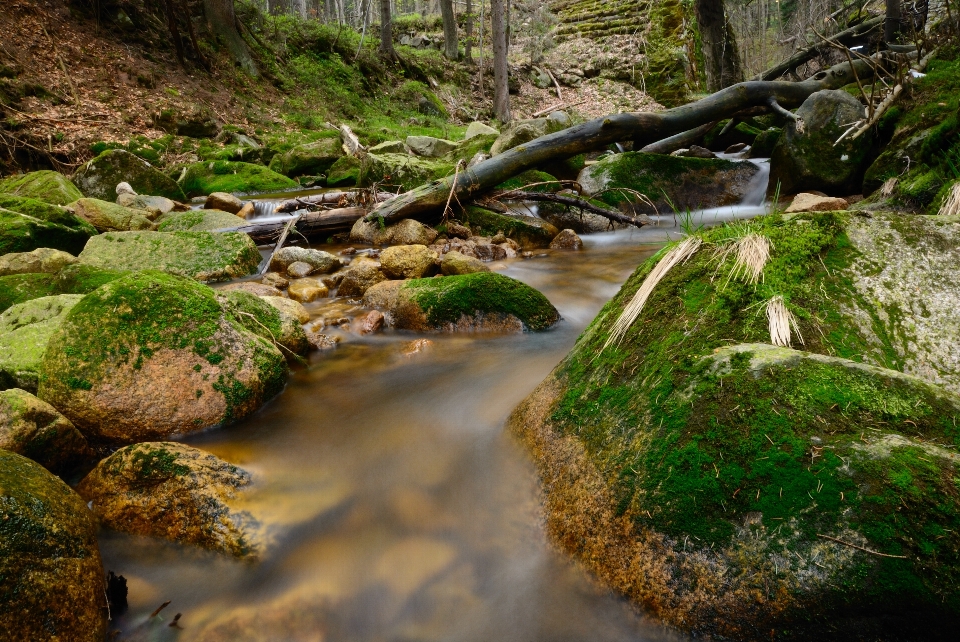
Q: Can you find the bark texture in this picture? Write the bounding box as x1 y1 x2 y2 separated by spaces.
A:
203 0 258 77
491 0 511 122
440 0 459 60
695 0 745 91
379 0 395 57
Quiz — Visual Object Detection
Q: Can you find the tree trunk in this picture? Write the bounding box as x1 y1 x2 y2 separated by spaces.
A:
367 57 877 223
885 0 902 43
203 0 259 77
694 0 744 91
491 0 511 122
379 0 395 57
440 0 458 60
291 0 307 18
465 0 473 62
163 0 186 67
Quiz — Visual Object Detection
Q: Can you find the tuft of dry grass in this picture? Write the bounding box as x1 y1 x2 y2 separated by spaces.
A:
601 237 702 352
938 182 960 216
881 177 898 198
713 233 771 287
766 296 803 347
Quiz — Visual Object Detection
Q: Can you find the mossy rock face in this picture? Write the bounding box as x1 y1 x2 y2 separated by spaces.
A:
54 263 128 296
769 90 875 196
77 442 260 558
326 155 362 187
749 127 782 158
267 135 343 177
0 273 58 313
156 209 247 232
0 247 76 277
445 132 498 164
37 271 286 444
178 161 298 197
508 211 960 638
370 272 559 332
0 449 107 640
461 206 559 249
0 294 84 392
73 149 186 201
494 169 561 193
0 194 97 235
578 151 761 213
218 290 309 358
0 388 90 472
490 114 570 156
78 230 261 282
0 170 83 205
70 197 155 233
359 153 454 192
0 208 94 256
644 0 691 106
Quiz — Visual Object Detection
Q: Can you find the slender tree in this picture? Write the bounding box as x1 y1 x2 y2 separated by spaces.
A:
465 0 474 62
440 0 459 60
203 0 258 77
379 0 395 57
694 0 744 91
491 0 511 122
885 0 902 43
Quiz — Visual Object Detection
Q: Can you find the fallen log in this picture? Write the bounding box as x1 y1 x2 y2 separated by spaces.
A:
491 190 651 228
639 121 718 155
368 57 878 224
275 190 396 213
215 207 367 244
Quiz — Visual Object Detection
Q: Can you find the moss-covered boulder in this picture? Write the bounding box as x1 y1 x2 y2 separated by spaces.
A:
0 194 97 235
178 161 297 197
703 119 764 151
326 155 362 187
218 290 309 358
70 197 155 232
53 263 127 296
490 113 570 156
37 271 286 444
0 294 84 392
446 133 498 165
349 217 438 246
0 273 58 313
578 151 761 213
78 230 261 282
0 170 83 205
73 149 186 201
770 90 875 196
0 208 93 256
0 449 107 640
508 211 960 639
364 272 559 332
267 135 343 177
0 388 90 472
77 442 260 557
460 206 559 249
359 153 454 192
0 247 76 276
750 127 782 158
156 209 247 232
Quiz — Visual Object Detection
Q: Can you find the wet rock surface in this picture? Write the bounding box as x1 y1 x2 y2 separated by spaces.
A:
0 387 90 472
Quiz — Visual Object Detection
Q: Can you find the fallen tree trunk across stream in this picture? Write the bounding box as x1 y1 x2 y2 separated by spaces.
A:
366 57 878 224
215 206 368 243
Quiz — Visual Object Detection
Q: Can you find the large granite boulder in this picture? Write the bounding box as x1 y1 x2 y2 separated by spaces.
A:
0 294 84 392
0 194 97 235
267 135 343 177
78 230 261 282
578 151 761 214
363 272 559 332
359 153 454 192
0 248 76 276
77 442 260 557
508 211 960 639
70 197 155 232
0 170 83 205
406 135 458 158
73 149 186 201
178 161 297 197
770 89 875 196
0 265 126 314
490 112 570 155
0 388 90 472
0 208 93 256
155 209 247 232
0 449 106 640
218 290 309 357
37 271 286 444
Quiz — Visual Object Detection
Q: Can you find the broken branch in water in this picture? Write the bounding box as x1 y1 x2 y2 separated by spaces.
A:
489 190 652 228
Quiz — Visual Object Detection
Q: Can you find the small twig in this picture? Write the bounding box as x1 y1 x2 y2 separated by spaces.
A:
817 534 909 559
443 160 464 222
259 213 301 276
149 601 172 618
545 68 563 100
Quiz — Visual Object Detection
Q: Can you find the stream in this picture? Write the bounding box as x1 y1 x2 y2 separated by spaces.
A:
102 161 770 641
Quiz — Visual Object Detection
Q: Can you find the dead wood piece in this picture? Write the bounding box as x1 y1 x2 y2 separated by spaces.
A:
494 190 651 228
340 125 364 156
640 121 719 155
368 57 879 224
259 213 301 275
817 534 909 559
275 191 395 213
217 207 367 244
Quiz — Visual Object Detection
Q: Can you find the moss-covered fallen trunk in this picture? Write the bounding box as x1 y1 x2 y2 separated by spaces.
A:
508 211 960 640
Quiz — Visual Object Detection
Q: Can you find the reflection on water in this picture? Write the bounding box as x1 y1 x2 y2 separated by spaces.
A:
102 212 764 641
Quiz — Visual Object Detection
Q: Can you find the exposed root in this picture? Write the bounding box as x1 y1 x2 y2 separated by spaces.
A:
713 233 771 286
767 296 803 347
938 182 960 217
601 237 702 352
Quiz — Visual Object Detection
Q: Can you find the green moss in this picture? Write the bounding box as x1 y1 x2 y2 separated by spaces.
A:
219 290 284 344
0 273 57 313
155 210 245 232
74 149 186 201
0 194 96 235
326 155 362 187
460 205 558 248
121 444 191 482
644 0 692 106
178 161 298 197
358 153 454 191
0 208 93 256
402 272 559 330
54 264 128 295
445 133 498 165
0 171 83 206
495 169 560 193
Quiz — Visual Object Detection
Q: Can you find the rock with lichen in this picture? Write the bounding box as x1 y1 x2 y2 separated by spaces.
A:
0 449 107 640
37 271 286 445
0 388 91 472
77 442 260 557
508 211 960 639
0 294 84 392
0 170 84 205
73 149 186 201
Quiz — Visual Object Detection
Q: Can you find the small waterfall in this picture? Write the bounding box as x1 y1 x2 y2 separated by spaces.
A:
252 201 276 218
739 159 771 206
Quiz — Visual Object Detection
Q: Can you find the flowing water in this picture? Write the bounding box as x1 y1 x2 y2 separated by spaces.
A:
105 170 769 641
